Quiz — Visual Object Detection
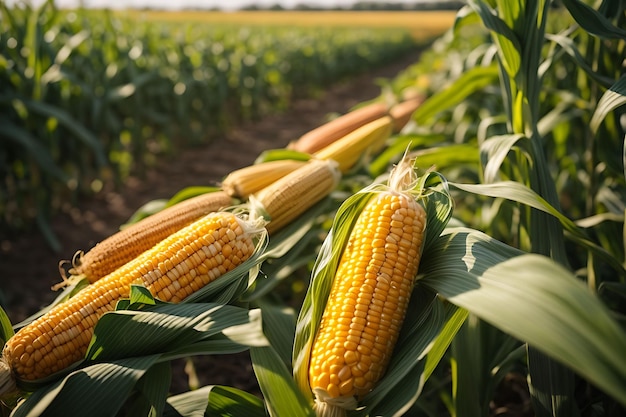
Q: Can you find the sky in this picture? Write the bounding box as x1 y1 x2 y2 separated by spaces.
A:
12 0 442 11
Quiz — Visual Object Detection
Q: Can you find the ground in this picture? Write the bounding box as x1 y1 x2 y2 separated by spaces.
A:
0 50 532 415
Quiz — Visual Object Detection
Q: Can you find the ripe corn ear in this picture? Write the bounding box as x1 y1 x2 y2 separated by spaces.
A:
389 96 424 133
254 159 341 235
65 191 233 286
313 116 393 173
221 159 307 199
0 211 260 388
288 101 389 154
307 163 426 416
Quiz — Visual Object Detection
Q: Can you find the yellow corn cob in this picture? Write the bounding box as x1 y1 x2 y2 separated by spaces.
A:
288 101 389 154
64 191 233 285
308 163 426 416
389 96 424 133
221 159 307 199
253 159 341 235
0 211 259 391
313 116 393 173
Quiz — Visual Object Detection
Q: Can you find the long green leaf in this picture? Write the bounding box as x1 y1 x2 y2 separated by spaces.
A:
2 96 108 167
561 0 626 39
421 227 626 407
85 304 264 361
450 181 626 275
545 33 615 88
251 345 315 417
0 120 69 183
12 355 160 417
125 362 171 417
479 134 526 183
590 75 626 134
468 0 521 78
164 386 212 417
412 65 500 125
207 385 267 417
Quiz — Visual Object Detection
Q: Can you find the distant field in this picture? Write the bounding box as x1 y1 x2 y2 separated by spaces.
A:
117 10 458 40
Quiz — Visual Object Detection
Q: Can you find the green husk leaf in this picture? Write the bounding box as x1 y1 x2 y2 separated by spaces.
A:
166 186 224 207
206 385 267 417
164 386 212 417
0 306 14 346
254 148 311 164
251 345 315 417
85 304 264 361
124 362 171 417
12 355 160 417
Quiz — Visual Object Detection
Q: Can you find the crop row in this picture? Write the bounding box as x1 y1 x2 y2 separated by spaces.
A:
0 0 419 245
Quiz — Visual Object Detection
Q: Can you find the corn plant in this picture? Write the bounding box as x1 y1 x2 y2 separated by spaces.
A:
374 0 626 415
0 0 419 250
2 0 626 416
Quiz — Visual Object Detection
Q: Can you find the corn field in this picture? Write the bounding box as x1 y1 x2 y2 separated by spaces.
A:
1 0 626 416
0 0 418 247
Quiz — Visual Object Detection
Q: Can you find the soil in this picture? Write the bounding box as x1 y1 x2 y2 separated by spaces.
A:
0 48 532 415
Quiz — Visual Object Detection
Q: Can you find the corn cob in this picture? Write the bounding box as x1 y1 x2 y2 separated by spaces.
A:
64 191 233 285
0 211 261 391
221 159 307 199
313 116 393 174
253 159 341 235
308 160 426 416
389 96 424 133
288 101 389 154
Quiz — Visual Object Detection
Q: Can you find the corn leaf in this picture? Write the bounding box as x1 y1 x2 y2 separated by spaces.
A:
480 134 526 183
590 75 626 134
6 96 107 167
561 0 626 39
413 144 481 173
545 33 615 88
12 355 160 417
369 132 448 176
124 362 171 417
255 301 297 367
164 385 265 417
0 120 69 183
0 306 14 346
251 345 315 417
468 0 521 78
164 386 212 417
206 385 267 417
412 65 500 125
166 186 223 207
450 180 626 275
421 227 626 407
254 148 311 163
453 5 482 35
85 304 264 361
